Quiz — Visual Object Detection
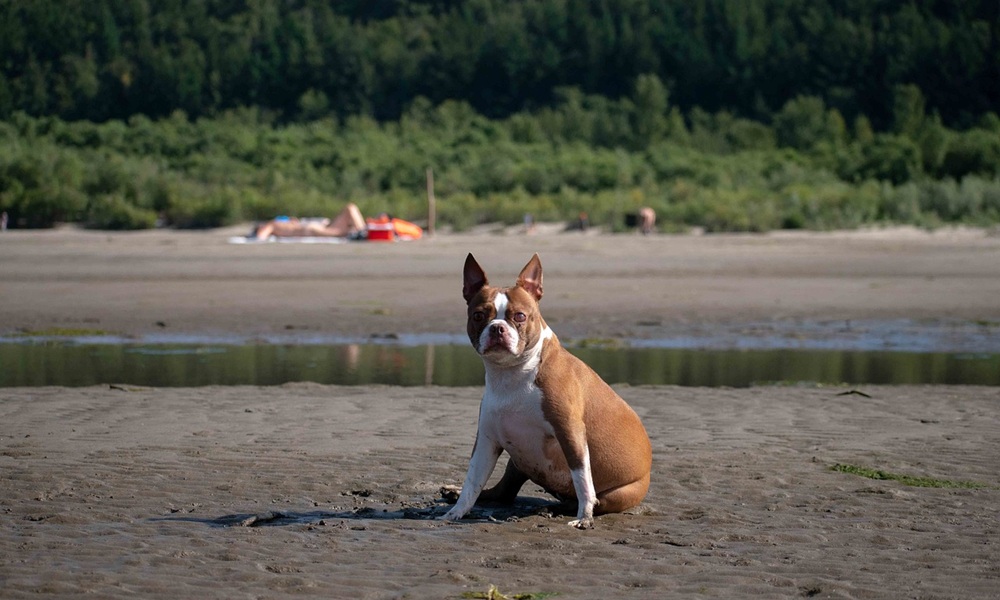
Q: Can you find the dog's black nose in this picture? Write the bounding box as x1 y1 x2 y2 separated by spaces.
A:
490 323 504 336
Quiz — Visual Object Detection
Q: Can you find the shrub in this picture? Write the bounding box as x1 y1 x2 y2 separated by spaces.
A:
683 189 781 233
940 128 1000 179
85 194 158 229
879 177 1000 225
435 193 479 231
780 180 881 230
774 96 829 150
843 134 922 184
0 143 87 226
165 185 242 229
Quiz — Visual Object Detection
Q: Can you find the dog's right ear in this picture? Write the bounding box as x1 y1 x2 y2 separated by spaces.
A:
463 253 489 303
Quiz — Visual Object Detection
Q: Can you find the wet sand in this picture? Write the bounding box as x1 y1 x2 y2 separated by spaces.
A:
1 225 999 598
1 384 998 598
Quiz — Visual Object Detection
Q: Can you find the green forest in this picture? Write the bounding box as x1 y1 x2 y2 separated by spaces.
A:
2 0 999 231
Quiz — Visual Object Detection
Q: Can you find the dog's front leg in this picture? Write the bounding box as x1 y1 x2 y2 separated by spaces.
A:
440 434 501 522
567 445 598 529
554 427 598 529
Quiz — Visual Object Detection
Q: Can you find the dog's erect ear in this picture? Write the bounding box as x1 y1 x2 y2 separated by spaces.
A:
516 253 544 301
463 253 489 303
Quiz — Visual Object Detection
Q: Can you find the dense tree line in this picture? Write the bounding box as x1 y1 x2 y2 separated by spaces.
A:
2 0 999 232
2 0 998 128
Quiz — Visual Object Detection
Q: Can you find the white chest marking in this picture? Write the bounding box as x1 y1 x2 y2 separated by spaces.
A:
480 327 564 484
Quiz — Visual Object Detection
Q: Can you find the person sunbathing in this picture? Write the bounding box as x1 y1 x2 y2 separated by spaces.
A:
254 203 366 240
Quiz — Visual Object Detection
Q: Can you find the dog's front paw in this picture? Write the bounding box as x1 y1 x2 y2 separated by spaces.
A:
438 507 465 522
568 517 594 529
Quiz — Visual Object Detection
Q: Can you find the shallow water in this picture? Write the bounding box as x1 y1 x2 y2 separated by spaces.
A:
1 341 997 387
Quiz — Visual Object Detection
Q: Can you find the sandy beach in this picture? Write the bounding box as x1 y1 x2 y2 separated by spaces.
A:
2 224 1000 343
1 225 999 598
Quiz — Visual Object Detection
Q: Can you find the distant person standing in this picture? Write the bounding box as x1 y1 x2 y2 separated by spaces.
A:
1 211 8 232
565 211 589 232
523 213 536 234
639 207 656 235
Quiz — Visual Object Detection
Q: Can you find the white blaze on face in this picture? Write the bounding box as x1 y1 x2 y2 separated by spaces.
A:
493 292 509 321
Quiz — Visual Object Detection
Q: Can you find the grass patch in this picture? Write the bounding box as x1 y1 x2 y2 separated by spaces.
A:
567 337 625 349
972 319 1000 328
462 585 557 600
831 463 990 489
5 327 112 338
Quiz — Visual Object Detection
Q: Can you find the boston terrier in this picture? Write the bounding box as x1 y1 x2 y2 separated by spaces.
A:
441 253 652 528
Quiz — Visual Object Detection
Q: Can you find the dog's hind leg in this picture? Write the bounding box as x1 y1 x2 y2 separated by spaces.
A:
476 460 529 505
594 472 650 515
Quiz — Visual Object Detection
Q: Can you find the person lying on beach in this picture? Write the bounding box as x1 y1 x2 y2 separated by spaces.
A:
253 203 366 240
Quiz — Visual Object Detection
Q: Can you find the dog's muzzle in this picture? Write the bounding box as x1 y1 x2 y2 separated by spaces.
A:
482 321 516 353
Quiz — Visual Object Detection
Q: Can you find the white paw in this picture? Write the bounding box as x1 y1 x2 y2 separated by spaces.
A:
568 517 594 529
439 508 465 522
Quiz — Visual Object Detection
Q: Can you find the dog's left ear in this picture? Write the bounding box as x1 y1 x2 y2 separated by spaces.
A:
463 253 489 303
516 253 544 301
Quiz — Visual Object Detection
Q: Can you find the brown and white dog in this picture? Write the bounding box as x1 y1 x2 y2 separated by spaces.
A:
441 253 652 528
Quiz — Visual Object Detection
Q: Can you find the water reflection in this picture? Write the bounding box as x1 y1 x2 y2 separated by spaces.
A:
0 343 997 387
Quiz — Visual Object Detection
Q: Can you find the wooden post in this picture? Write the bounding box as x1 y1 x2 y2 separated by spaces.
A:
426 168 436 237
424 344 435 386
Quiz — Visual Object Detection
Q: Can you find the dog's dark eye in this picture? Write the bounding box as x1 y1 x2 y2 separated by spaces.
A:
472 311 486 322
513 312 527 323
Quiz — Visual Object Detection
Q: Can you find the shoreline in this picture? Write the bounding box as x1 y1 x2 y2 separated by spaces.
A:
5 315 1000 353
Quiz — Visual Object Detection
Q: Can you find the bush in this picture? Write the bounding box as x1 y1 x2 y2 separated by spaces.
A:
165 185 242 229
85 194 158 229
879 177 1000 225
0 142 88 226
780 180 881 230
940 128 1000 179
435 193 479 231
842 134 922 184
680 189 781 233
774 96 829 151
